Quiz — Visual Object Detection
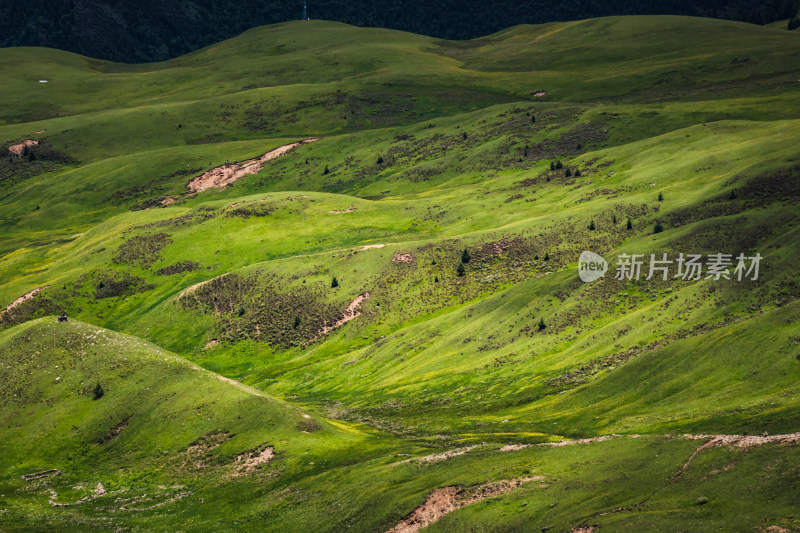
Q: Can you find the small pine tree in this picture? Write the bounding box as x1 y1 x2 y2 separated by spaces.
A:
544 251 550 261
612 213 618 224
531 115 536 124
431 258 437 265
575 169 581 177
588 220 596 231
331 277 339 288
456 262 466 277
323 165 330 175
434 275 439 283
92 383 104 400
376 156 384 165
653 221 664 234
550 161 556 171
565 167 572 177
556 160 563 169
729 189 737 199
537 317 546 331
658 192 664 202
626 218 633 230
293 315 301 329
462 131 468 140
461 248 471 264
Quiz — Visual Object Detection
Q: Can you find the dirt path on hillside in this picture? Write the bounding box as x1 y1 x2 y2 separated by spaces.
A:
177 275 228 300
316 292 370 337
359 243 396 251
48 482 106 507
676 432 800 478
187 138 318 192
386 477 545 533
1 286 49 318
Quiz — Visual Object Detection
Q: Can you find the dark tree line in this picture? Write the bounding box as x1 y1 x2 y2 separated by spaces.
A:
1 0 798 63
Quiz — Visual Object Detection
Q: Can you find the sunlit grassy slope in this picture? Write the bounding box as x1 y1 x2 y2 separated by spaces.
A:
1 15 800 532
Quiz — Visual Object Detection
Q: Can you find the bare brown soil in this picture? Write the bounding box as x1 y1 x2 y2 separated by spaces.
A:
8 139 39 156
1 286 49 318
542 435 618 447
203 339 219 350
360 243 396 251
182 431 231 469
232 445 275 476
317 292 370 336
386 477 544 533
499 444 530 452
392 253 415 264
187 138 317 192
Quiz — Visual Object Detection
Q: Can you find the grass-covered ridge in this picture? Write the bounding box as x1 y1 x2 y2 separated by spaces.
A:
1 15 800 532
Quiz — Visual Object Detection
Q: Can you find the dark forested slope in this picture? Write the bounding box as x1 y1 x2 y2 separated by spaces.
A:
1 0 798 63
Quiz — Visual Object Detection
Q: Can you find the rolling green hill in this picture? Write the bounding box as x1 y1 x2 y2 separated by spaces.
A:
1 16 800 532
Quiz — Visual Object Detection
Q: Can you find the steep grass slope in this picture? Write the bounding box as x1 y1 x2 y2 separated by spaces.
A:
1 15 800 532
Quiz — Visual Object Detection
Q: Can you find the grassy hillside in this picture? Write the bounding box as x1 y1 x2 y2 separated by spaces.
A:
1 15 800 532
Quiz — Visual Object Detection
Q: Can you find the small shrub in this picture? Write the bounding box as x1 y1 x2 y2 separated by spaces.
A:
92 383 105 400
729 189 737 199
323 165 330 175
376 156 384 165
456 262 466 277
462 131 468 140
550 161 556 171
544 252 550 261
565 167 572 177
612 213 618 224
461 248 471 264
588 220 596 231
653 221 664 234
537 318 546 331
575 169 581 177
556 160 563 170
626 218 633 230
695 497 708 506
658 192 664 202
331 277 339 288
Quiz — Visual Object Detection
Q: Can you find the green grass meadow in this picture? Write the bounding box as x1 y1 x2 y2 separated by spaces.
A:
1 15 800 532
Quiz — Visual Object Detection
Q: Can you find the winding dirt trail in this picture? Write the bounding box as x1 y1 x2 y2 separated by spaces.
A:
1 286 49 318
187 138 318 192
316 292 370 337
